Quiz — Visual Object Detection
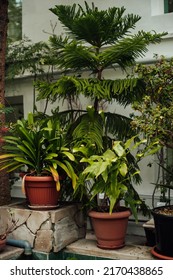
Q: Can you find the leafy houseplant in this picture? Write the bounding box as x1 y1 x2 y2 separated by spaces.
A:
0 112 77 209
131 55 173 258
78 136 143 215
75 136 148 249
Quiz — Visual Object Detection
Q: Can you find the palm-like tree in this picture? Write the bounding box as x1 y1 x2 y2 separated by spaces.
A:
36 2 166 150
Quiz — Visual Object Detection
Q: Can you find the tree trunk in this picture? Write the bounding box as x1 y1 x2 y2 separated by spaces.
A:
0 0 11 205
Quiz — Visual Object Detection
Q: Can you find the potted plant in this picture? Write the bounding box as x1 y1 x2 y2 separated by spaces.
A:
74 135 149 249
131 55 173 258
0 112 77 209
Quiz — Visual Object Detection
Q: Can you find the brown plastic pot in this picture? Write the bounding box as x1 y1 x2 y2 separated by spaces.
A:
88 206 131 249
24 176 60 209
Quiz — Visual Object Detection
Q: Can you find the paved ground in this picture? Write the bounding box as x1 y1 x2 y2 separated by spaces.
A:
64 231 156 260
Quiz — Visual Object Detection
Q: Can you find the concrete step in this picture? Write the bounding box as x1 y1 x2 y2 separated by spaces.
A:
64 232 155 260
0 245 24 260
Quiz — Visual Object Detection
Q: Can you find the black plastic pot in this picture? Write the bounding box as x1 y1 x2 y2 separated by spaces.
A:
143 227 156 247
151 205 173 257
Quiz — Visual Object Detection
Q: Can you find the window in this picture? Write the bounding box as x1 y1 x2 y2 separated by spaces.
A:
8 0 22 42
151 0 173 16
5 96 23 123
164 0 173 13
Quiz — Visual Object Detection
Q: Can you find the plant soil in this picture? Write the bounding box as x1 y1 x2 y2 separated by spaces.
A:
155 206 173 216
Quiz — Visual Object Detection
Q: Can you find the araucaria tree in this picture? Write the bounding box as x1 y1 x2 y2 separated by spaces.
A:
36 2 166 148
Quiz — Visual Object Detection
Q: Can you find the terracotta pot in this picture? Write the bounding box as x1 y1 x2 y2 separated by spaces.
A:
0 237 6 252
24 176 60 209
88 207 131 249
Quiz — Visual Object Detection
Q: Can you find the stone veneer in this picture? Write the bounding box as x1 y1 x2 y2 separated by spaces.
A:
0 202 85 253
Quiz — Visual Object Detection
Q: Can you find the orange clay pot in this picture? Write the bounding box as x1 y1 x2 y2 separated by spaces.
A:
89 207 131 249
24 176 60 209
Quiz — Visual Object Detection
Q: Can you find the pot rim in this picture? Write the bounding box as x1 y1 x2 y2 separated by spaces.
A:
24 175 54 182
151 205 173 218
88 207 131 219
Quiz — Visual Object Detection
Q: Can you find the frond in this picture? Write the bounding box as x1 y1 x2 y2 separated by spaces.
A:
35 76 81 102
50 3 141 47
55 41 98 71
104 112 135 141
72 111 104 153
36 76 145 107
49 35 69 50
106 77 146 105
50 4 81 33
101 31 165 69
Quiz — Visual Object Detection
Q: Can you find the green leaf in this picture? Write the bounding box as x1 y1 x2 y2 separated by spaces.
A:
113 141 124 157
18 126 34 146
62 151 75 161
0 162 24 172
119 162 128 177
17 144 35 160
124 135 136 150
14 157 35 168
103 149 115 160
0 153 17 159
44 153 58 160
64 160 78 189
27 112 34 125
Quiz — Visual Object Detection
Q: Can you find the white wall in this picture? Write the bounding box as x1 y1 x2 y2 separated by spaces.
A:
22 1 173 42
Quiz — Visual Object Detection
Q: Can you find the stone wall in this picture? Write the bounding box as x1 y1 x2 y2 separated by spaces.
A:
0 203 85 253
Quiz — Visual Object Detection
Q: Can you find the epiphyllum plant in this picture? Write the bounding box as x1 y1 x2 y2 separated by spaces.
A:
0 112 77 191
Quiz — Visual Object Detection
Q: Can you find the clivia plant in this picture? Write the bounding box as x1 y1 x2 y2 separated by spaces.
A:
0 112 77 191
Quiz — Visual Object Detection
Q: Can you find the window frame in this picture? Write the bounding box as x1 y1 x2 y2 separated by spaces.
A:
164 0 173 13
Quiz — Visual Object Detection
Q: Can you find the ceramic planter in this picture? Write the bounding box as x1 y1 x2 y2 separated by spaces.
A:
151 205 173 258
24 176 60 209
88 207 131 249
